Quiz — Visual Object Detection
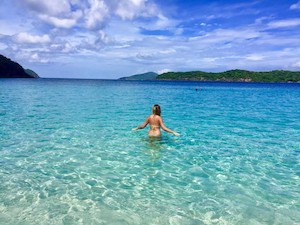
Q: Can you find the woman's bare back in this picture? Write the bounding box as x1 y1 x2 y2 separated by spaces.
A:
148 115 161 137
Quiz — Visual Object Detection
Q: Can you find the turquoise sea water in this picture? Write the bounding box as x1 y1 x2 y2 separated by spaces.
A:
0 79 300 225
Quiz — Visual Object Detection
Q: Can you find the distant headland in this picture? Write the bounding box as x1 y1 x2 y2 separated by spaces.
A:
119 70 300 83
0 54 39 78
119 72 157 80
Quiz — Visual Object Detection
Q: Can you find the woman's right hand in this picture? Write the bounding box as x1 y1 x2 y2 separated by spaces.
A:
173 132 180 136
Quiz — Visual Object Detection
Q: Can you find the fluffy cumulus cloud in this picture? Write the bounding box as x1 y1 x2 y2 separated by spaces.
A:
21 0 82 28
20 0 159 31
3 0 162 69
13 49 50 63
83 0 159 30
39 11 82 29
84 0 110 30
114 0 158 20
14 32 50 44
22 0 72 16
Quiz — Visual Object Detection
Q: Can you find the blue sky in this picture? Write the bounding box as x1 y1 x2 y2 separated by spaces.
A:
1 0 300 79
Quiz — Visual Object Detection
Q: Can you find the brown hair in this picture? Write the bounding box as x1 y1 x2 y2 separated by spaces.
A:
152 104 161 116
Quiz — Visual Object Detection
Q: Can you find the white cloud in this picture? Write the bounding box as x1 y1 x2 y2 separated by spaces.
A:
0 42 7 50
97 30 110 43
157 69 171 74
20 0 161 33
14 50 50 63
114 0 158 20
155 14 177 30
62 42 74 53
83 0 160 31
31 53 40 61
14 32 50 44
290 1 300 10
50 41 76 53
188 28 262 46
39 14 79 29
292 61 300 68
245 54 264 61
202 58 217 63
106 19 141 42
22 0 82 29
22 0 72 16
84 0 109 30
268 18 300 28
115 0 144 20
0 19 34 35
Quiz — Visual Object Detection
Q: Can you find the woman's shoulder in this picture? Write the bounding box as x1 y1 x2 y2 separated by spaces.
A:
149 115 158 119
147 115 154 120
150 115 162 121
149 114 160 118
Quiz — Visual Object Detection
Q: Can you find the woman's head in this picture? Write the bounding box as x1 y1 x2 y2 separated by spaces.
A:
152 104 161 116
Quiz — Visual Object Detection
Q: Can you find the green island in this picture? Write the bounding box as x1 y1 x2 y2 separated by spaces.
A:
157 70 300 83
120 70 300 83
0 54 39 78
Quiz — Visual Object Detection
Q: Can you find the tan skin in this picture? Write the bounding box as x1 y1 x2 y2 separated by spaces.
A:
132 106 180 137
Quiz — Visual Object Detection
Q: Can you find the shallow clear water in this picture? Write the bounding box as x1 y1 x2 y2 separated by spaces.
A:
0 79 300 225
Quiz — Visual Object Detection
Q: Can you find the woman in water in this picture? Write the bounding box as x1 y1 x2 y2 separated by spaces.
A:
132 104 180 137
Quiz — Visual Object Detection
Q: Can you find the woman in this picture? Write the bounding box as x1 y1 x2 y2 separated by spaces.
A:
132 104 180 137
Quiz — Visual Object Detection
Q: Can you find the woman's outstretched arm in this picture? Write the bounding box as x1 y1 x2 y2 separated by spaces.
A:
159 117 180 136
132 117 149 130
